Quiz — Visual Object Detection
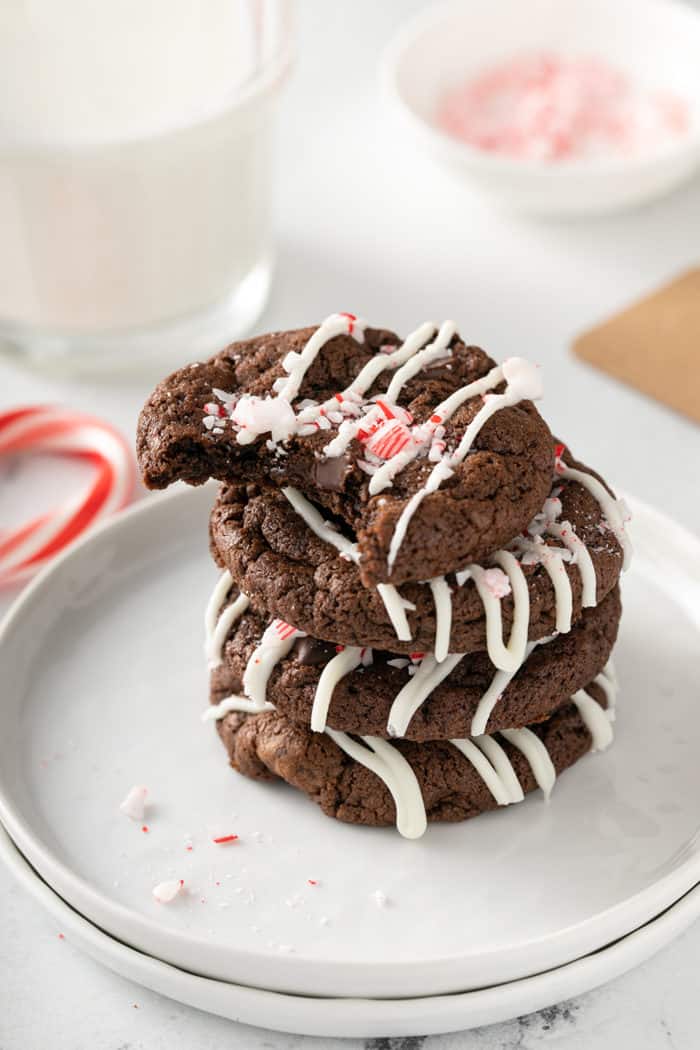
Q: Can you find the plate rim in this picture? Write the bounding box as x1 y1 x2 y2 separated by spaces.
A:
2 820 700 1038
1 487 699 997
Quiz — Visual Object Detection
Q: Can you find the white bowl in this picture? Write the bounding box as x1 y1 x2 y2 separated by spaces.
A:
382 0 700 215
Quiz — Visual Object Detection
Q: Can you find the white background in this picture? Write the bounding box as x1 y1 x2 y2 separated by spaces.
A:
2 1 700 1047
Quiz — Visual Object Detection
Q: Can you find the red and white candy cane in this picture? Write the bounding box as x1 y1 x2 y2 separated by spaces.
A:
0 406 134 587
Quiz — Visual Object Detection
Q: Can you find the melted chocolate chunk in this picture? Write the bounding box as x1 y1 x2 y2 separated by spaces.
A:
294 637 335 666
313 453 353 493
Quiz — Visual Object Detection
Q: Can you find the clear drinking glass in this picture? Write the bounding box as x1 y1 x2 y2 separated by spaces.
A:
0 0 292 373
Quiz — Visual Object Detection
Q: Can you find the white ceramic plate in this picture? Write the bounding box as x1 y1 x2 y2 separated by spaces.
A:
0 488 699 999
3 823 700 1039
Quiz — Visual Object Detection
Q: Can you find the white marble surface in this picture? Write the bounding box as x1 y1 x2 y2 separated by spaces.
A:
2 1 700 1046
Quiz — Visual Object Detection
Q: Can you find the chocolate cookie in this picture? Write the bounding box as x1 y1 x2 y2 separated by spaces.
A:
209 586 620 741
209 445 625 660
213 680 614 833
137 316 555 586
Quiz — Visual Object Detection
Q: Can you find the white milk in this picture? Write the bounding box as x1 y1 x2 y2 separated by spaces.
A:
0 1 288 350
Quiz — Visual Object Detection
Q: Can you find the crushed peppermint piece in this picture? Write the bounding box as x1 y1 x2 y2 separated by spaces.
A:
356 458 378 477
212 834 239 845
232 394 296 443
387 658 410 669
203 402 227 417
482 567 512 599
282 349 302 373
119 785 148 821
272 618 302 641
373 890 388 908
365 419 414 460
212 388 236 404
152 879 184 904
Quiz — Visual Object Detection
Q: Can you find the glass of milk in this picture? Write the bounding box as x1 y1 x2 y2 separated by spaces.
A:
0 0 292 372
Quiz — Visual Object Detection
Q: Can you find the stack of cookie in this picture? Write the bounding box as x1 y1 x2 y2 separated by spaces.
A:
137 314 630 838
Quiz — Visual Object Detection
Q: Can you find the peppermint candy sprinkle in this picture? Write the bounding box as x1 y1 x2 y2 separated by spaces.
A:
482 567 512 599
119 785 148 821
153 879 184 904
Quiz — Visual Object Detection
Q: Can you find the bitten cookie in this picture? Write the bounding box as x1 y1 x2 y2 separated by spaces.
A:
137 316 555 586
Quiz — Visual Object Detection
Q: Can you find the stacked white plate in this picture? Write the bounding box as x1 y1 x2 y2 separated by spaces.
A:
1 487 699 1038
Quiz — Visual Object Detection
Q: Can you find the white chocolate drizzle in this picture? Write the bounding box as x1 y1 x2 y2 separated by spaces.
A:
470 634 556 737
318 321 440 456
384 320 456 404
213 315 457 452
204 693 274 721
375 583 415 641
384 357 543 568
472 734 525 801
428 575 453 662
204 569 235 643
207 592 251 668
281 485 359 563
593 660 618 720
456 550 530 673
571 689 614 750
242 618 307 711
387 653 464 737
556 455 632 569
276 313 366 404
281 485 414 641
547 519 597 607
325 730 428 839
500 727 557 799
369 362 503 498
310 646 364 733
450 738 518 806
204 568 251 669
313 321 436 417
515 536 573 633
